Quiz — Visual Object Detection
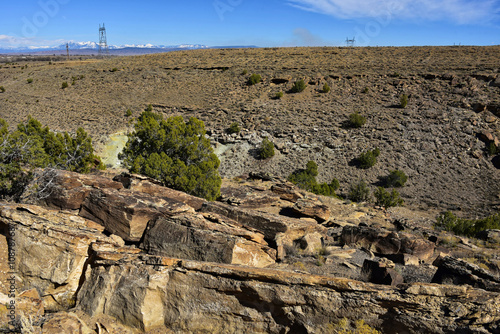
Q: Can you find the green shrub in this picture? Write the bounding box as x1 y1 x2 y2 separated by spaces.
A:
146 104 153 112
119 111 221 201
385 170 407 187
348 179 371 202
0 86 5 93
357 148 380 169
275 91 284 99
61 81 69 89
290 79 307 93
363 87 369 93
247 74 262 86
125 109 133 117
0 117 102 200
400 94 408 108
436 211 500 238
374 187 403 208
258 137 275 159
241 69 248 75
322 83 330 93
27 78 33 84
111 67 118 72
288 160 339 197
486 142 498 156
227 122 240 134
348 112 367 128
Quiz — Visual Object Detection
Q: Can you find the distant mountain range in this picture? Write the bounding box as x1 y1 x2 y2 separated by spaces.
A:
0 42 256 56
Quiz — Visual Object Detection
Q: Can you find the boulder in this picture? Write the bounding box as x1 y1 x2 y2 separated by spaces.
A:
432 255 500 292
141 214 275 267
79 188 194 242
476 229 500 243
341 225 435 263
291 197 331 222
361 259 404 286
42 312 95 334
23 169 123 210
270 183 303 202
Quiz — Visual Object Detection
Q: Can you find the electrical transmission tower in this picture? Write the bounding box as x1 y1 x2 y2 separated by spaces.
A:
98 23 109 57
346 37 355 47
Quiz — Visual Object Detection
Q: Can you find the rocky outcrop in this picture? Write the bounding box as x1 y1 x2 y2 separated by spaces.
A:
75 244 500 334
361 258 403 286
341 225 435 263
141 213 276 267
432 255 500 292
79 188 194 242
0 203 127 312
291 197 331 222
201 201 327 259
113 172 206 210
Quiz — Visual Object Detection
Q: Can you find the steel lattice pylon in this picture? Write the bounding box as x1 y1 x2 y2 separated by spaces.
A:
98 23 109 57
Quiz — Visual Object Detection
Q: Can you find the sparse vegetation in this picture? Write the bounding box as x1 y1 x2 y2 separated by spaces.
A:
348 112 367 128
227 122 240 134
363 87 369 93
258 137 275 159
61 81 69 89
119 110 221 201
111 67 119 72
322 83 330 93
275 91 284 99
400 94 409 108
27 78 33 84
385 169 408 187
348 179 371 202
247 73 262 86
125 109 133 117
327 318 381 334
288 160 339 197
290 79 307 93
374 187 404 208
241 69 248 75
0 86 4 93
0 117 103 200
357 148 380 169
486 142 498 156
436 211 500 238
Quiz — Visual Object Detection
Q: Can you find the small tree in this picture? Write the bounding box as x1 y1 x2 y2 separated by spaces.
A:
247 74 262 86
357 148 380 169
227 122 240 134
348 179 371 202
400 94 408 108
374 187 404 208
290 79 307 93
348 112 366 128
119 111 221 201
322 83 330 93
258 137 275 159
385 170 407 187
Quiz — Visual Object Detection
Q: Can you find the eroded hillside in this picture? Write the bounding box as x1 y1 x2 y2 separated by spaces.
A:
0 46 499 215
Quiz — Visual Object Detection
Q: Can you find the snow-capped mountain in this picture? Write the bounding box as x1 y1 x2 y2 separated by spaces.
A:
0 41 209 53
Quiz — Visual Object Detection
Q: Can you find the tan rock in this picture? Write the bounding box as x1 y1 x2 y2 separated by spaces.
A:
113 172 206 210
42 312 95 334
292 197 331 222
80 188 194 242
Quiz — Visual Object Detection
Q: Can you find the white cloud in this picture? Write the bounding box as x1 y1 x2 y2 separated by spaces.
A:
287 0 500 24
0 34 65 49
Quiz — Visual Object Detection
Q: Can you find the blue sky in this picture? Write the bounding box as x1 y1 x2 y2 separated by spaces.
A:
1 0 499 49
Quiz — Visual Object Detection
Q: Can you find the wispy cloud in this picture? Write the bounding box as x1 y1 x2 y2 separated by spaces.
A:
0 35 65 49
291 28 327 46
287 0 500 24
